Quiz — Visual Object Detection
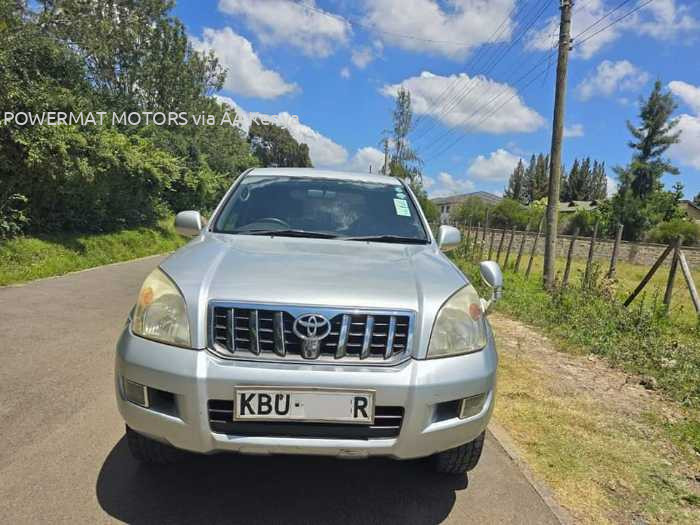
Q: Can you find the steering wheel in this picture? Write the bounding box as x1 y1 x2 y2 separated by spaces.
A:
257 217 290 228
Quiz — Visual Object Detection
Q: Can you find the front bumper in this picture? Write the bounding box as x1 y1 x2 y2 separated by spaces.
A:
115 326 497 460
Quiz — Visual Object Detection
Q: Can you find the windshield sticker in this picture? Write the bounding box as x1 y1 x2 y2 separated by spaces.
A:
393 198 411 217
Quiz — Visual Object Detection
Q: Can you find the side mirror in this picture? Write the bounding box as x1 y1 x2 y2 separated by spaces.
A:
479 261 503 313
175 210 203 237
437 225 461 251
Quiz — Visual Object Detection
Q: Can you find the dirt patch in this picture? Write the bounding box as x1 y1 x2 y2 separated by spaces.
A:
492 313 684 423
489 313 700 524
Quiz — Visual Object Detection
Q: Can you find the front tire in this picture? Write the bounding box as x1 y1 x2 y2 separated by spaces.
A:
125 425 180 464
432 431 485 474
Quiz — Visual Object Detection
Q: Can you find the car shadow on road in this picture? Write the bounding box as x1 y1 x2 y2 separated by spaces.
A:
96 437 467 524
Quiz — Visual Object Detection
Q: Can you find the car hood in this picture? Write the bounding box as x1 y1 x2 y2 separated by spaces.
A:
160 233 469 351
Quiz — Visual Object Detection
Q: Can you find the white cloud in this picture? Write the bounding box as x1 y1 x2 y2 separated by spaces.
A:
635 0 699 40
363 0 516 60
425 172 476 198
351 48 372 68
564 123 585 138
215 95 347 167
467 149 522 181
576 60 649 101
528 0 698 60
191 27 297 99
381 71 544 134
344 147 386 173
669 80 700 114
527 0 624 59
671 114 700 170
666 80 700 170
340 66 351 79
218 0 350 57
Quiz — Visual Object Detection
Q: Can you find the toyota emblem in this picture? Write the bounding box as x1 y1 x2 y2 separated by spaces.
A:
293 314 331 359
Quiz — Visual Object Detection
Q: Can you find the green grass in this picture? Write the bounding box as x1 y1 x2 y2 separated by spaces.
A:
453 251 700 408
494 347 700 524
0 218 187 286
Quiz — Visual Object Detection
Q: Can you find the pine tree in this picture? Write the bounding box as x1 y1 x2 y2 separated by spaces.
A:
612 80 683 240
504 159 526 203
532 154 549 201
524 155 537 203
617 80 681 198
591 161 607 200
388 87 422 186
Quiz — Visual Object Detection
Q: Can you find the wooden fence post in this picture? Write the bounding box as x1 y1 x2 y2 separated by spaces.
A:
663 237 682 310
607 223 624 278
583 221 599 288
503 226 517 269
496 227 507 262
624 242 675 307
472 222 481 261
514 222 531 273
562 227 579 288
678 249 700 314
526 217 544 278
488 229 496 260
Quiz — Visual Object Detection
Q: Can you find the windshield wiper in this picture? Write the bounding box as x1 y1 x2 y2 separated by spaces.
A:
233 229 339 239
343 235 428 244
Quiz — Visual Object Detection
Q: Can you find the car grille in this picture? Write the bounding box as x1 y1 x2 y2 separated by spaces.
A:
207 400 404 439
208 302 414 364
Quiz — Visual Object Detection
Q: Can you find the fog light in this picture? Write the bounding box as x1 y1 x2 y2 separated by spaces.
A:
124 379 150 408
459 393 486 419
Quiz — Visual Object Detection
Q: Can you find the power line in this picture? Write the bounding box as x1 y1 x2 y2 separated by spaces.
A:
413 0 556 148
422 0 659 163
411 0 530 133
574 0 656 47
412 0 540 139
415 0 556 155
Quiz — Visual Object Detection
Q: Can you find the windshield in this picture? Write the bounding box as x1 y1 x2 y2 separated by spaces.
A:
214 176 429 243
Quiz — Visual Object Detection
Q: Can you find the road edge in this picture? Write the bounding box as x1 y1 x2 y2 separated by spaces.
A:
488 421 575 525
1 253 170 288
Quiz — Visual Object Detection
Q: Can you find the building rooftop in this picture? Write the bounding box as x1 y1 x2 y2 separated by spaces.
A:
431 191 503 206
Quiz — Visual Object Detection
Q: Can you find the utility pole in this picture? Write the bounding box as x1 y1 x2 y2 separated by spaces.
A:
543 0 574 290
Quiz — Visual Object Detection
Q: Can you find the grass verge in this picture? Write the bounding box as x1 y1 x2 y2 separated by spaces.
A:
492 316 700 524
0 219 186 286
454 256 700 408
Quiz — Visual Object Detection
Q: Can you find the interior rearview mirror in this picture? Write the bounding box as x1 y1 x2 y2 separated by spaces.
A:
437 225 461 251
175 210 203 237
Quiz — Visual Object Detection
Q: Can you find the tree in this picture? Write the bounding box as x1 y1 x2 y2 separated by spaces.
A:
612 81 682 240
526 153 549 202
504 159 526 203
387 87 422 186
248 122 312 168
46 0 225 113
450 197 493 224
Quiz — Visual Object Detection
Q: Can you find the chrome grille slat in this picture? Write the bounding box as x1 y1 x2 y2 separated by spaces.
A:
210 303 413 364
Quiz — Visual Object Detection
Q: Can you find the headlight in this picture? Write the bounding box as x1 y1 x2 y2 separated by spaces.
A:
131 268 190 347
427 285 487 358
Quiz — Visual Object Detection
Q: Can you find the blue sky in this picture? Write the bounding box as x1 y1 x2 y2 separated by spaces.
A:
175 0 700 199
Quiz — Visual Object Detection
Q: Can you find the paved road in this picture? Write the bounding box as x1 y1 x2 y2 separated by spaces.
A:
0 256 559 524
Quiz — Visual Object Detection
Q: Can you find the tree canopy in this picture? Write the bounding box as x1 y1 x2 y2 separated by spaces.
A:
0 0 257 236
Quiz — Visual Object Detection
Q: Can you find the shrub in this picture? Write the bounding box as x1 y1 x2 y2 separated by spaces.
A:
0 193 29 239
647 218 700 246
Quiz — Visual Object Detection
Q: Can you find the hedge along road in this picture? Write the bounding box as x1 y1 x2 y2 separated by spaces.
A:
0 255 559 524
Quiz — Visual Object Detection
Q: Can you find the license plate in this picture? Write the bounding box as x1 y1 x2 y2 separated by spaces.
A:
233 387 375 424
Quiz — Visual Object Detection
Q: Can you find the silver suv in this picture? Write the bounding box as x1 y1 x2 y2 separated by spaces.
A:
115 168 502 474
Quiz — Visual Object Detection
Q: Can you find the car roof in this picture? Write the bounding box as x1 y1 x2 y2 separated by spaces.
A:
247 167 403 186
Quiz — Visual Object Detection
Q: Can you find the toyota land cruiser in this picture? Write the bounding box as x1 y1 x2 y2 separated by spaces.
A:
115 167 503 474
